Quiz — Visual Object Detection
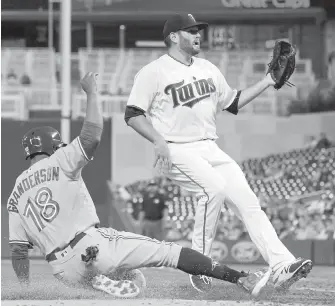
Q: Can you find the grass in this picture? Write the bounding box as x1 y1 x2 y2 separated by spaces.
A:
1 260 335 305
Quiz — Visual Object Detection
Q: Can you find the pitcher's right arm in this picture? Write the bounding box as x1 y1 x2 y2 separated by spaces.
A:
124 65 162 143
124 65 171 170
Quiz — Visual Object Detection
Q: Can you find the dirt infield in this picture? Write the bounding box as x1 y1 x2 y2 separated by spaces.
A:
2 260 335 306
0 300 321 306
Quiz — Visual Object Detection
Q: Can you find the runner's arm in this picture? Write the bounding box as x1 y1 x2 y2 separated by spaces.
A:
54 73 103 178
78 73 103 159
8 206 33 285
10 243 30 285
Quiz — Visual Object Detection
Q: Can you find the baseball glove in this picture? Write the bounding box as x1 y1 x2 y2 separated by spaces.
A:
266 40 296 90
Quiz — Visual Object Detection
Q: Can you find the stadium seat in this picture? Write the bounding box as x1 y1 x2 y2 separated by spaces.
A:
78 48 123 94
30 48 57 85
0 47 323 117
1 48 59 110
118 49 158 94
125 145 335 240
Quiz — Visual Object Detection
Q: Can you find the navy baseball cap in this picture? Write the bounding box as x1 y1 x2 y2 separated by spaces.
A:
163 13 208 39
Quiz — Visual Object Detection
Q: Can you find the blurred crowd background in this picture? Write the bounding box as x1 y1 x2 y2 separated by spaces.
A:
1 0 335 260
119 141 335 242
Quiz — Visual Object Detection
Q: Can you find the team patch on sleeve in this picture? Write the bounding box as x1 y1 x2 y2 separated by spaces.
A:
225 90 240 115
124 105 146 124
9 240 33 248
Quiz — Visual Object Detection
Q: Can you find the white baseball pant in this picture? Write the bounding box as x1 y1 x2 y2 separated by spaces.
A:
167 139 295 270
49 226 181 285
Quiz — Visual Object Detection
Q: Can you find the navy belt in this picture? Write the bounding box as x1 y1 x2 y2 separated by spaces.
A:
144 217 163 221
46 232 87 262
167 138 215 144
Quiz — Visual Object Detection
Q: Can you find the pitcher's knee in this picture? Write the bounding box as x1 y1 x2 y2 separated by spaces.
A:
207 187 225 201
196 182 226 203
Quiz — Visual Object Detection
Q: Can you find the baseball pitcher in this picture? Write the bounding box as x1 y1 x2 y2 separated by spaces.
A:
125 13 313 293
8 72 272 298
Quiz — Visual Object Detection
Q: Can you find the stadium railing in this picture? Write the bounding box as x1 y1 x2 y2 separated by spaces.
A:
72 94 128 119
27 87 61 110
78 48 124 94
1 86 61 111
1 47 320 118
1 92 28 120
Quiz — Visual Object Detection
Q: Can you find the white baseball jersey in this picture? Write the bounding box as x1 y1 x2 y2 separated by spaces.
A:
7 137 100 256
127 54 237 143
127 54 297 270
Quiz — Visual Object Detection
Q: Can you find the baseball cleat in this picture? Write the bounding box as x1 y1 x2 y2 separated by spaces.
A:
273 257 313 291
92 274 141 298
125 269 147 290
237 267 272 297
189 274 213 293
108 269 147 290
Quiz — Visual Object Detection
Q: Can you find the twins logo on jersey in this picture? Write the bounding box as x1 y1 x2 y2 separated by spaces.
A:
164 77 216 108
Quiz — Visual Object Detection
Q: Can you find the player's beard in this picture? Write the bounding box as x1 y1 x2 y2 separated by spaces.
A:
180 36 200 56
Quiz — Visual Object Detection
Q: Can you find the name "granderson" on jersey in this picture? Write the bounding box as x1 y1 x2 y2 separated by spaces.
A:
8 167 60 206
